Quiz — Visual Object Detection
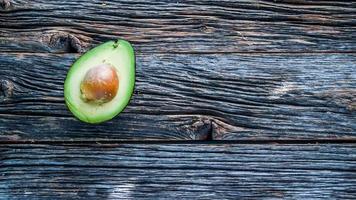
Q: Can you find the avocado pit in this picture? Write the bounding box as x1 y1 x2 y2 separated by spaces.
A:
80 64 119 104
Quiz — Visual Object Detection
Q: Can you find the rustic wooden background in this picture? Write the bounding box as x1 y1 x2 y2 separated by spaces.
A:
0 0 355 199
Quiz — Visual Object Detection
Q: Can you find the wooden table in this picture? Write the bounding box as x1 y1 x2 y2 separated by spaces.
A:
1 0 355 199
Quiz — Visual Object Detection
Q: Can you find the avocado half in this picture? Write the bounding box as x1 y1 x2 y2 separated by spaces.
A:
64 39 135 123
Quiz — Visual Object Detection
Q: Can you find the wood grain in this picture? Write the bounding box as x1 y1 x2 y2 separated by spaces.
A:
1 143 356 199
1 0 355 53
0 53 355 141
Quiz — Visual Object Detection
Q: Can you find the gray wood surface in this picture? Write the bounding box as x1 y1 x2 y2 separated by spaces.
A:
1 0 356 199
1 143 356 199
1 0 355 53
0 53 355 141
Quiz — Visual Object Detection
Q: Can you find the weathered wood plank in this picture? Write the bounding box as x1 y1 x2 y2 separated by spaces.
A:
1 0 355 53
1 143 355 199
0 53 355 141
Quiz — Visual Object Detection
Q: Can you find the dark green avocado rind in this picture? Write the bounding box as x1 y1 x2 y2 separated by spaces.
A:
64 39 136 124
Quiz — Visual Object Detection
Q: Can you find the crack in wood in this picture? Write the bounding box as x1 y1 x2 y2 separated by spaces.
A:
1 139 356 145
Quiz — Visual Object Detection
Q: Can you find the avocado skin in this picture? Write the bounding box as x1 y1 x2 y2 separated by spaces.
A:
64 39 136 124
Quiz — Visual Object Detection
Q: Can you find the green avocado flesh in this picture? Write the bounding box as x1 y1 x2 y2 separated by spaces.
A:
64 40 135 123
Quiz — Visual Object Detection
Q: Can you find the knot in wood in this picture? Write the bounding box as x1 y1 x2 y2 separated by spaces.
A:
0 79 14 100
191 117 213 140
0 0 11 10
68 34 84 53
49 32 84 53
201 25 214 34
